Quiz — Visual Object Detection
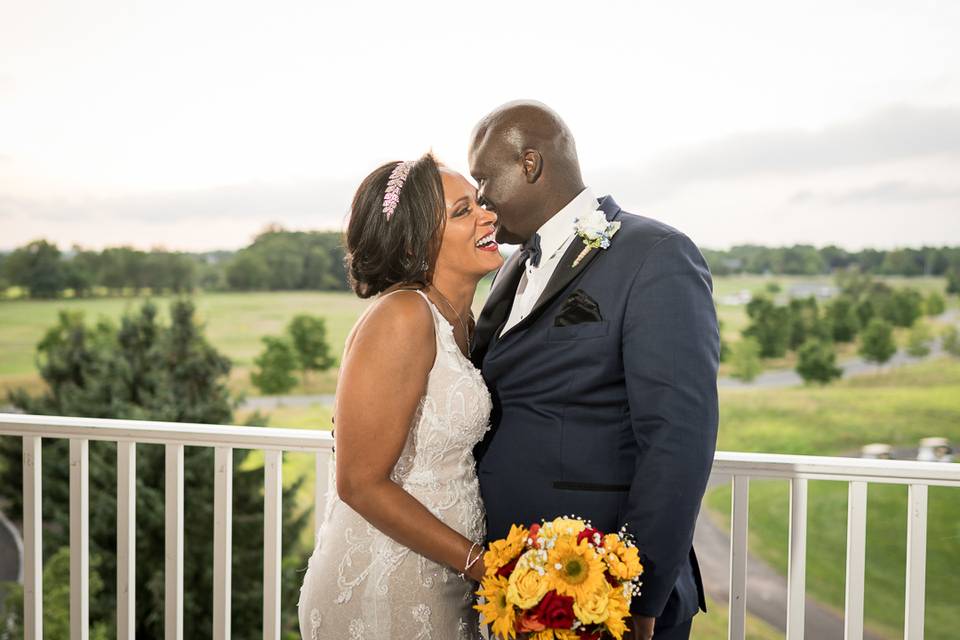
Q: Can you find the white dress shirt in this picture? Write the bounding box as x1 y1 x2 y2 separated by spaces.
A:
500 187 600 335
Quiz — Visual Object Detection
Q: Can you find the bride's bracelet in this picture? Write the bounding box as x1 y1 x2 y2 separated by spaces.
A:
458 542 483 580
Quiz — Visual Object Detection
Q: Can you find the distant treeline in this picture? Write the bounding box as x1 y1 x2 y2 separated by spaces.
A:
701 244 960 277
0 225 349 299
2 229 959 299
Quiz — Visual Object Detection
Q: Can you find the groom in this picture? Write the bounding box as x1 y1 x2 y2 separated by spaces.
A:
470 101 719 640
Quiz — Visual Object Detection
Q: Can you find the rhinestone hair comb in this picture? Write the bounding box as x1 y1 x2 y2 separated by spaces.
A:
382 160 414 221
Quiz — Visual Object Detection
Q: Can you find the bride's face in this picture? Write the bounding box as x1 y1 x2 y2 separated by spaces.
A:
434 168 503 280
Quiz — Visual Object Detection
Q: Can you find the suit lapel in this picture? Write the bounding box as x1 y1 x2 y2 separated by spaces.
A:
498 197 622 341
471 249 524 368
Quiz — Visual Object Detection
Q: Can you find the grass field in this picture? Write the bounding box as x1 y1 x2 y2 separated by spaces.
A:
0 276 949 398
707 358 960 640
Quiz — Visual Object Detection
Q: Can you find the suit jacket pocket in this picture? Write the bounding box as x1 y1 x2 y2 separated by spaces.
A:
547 320 609 342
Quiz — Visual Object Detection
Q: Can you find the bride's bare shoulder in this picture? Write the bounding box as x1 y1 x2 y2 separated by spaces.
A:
345 290 436 363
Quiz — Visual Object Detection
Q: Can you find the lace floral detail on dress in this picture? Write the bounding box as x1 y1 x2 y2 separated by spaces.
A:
412 603 434 639
309 608 321 640
348 618 366 639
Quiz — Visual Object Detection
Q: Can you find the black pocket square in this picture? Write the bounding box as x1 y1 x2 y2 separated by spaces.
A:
554 289 602 327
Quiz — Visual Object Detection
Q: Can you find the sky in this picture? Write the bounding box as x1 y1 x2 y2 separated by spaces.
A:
1 0 959 252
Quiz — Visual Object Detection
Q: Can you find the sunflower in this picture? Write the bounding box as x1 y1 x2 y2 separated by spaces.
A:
603 585 631 640
546 537 605 602
475 575 517 639
553 630 581 640
485 524 530 577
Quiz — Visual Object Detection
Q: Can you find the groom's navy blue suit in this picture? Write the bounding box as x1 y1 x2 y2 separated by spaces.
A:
471 196 719 629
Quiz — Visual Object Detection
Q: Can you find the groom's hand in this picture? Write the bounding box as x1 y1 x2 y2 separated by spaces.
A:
627 614 655 640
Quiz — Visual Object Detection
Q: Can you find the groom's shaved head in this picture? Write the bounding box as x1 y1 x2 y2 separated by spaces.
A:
469 100 585 245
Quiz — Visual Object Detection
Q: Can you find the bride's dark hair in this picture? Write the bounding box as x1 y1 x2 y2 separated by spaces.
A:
345 153 445 298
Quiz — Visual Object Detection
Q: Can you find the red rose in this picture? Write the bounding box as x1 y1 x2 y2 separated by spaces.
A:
531 590 575 629
496 558 519 578
577 527 604 547
579 629 603 640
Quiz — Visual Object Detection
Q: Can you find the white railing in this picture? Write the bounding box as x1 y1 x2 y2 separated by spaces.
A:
1 413 959 640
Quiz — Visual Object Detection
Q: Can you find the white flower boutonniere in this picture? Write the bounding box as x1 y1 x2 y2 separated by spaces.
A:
572 210 621 267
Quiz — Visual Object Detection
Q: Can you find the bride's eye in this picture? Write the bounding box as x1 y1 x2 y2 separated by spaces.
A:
454 206 470 218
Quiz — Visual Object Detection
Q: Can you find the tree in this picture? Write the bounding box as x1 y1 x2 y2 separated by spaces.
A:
787 296 829 350
744 296 791 358
718 319 730 363
226 250 270 290
250 336 299 394
947 268 960 295
0 300 310 639
730 338 763 382
1 547 110 640
924 292 946 316
286 314 336 381
3 239 66 298
882 288 924 327
796 338 842 385
943 326 960 358
826 296 859 342
906 322 932 358
858 318 897 368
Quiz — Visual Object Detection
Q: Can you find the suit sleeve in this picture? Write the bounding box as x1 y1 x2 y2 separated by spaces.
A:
620 232 720 617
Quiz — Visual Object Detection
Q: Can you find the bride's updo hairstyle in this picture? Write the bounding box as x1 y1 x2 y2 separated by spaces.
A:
345 153 446 298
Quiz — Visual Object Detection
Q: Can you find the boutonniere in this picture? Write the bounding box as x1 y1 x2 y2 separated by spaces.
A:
572 210 621 267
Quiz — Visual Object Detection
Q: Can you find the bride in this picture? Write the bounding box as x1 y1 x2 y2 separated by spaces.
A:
297 153 502 639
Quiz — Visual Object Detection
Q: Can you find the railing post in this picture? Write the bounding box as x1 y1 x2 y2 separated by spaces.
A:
728 475 749 640
844 481 868 640
165 444 184 640
70 439 90 640
904 484 928 640
213 447 233 640
117 441 136 640
263 450 283 640
22 436 42 640
786 478 807 640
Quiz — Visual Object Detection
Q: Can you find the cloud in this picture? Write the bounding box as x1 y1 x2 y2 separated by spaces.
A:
632 104 960 196
0 178 356 226
788 181 960 206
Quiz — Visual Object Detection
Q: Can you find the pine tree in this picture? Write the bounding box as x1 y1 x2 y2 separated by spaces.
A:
0 299 310 639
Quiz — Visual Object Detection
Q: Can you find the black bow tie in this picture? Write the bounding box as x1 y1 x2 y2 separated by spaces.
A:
519 233 542 268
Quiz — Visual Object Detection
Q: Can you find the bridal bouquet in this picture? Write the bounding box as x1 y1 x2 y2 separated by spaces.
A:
475 517 643 640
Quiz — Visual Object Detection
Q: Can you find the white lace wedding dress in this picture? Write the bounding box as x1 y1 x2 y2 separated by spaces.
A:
298 290 492 639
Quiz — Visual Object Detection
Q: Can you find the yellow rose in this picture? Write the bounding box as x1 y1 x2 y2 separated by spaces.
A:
506 561 549 609
549 516 586 537
573 583 611 624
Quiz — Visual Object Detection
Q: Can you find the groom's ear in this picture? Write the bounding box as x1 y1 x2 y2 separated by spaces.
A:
521 149 543 184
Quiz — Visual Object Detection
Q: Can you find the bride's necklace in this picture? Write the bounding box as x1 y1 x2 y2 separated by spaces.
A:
430 285 474 357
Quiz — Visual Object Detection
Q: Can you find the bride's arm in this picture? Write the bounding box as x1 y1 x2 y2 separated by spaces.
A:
333 292 485 580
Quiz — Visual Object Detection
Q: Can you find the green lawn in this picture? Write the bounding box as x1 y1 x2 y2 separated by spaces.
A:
708 358 960 640
1 276 947 398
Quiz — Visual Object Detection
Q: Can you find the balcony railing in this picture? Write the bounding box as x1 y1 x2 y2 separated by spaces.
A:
1 413 958 640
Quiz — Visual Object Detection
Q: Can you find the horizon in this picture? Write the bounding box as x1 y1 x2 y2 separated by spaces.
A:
3 1 960 252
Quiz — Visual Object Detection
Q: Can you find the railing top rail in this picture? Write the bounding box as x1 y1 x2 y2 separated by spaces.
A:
714 450 960 486
0 412 333 452
2 414 958 485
